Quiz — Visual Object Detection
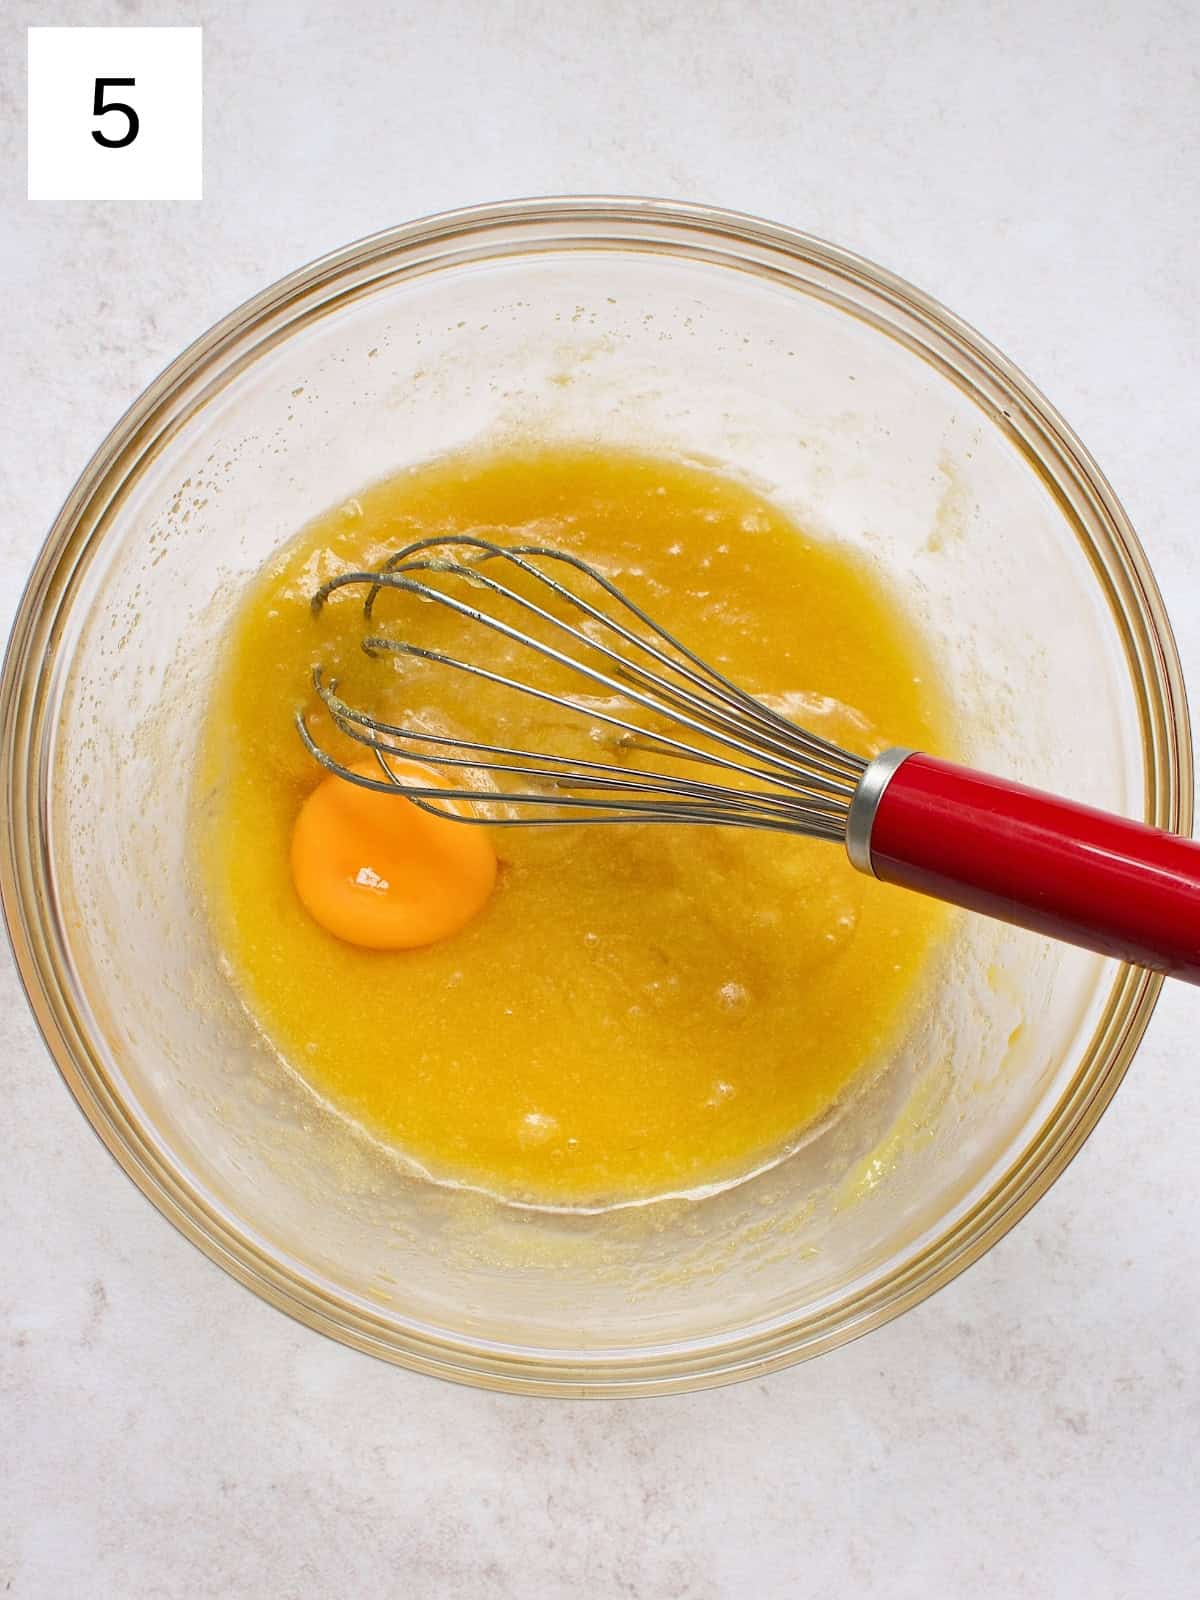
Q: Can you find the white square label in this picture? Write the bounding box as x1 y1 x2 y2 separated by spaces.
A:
28 27 203 201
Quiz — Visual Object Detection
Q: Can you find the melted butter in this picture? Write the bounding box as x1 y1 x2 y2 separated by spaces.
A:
194 444 953 1204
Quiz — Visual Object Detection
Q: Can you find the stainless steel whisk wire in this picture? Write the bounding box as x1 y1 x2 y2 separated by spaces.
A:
299 535 867 840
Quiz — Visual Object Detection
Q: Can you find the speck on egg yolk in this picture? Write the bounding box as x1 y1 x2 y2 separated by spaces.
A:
290 759 496 949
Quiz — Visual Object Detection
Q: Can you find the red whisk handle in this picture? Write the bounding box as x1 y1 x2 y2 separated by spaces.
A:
849 750 1200 984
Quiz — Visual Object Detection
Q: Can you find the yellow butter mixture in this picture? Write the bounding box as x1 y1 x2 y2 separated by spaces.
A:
194 445 951 1203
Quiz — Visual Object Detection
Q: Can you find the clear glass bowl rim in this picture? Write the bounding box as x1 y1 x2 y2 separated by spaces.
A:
0 195 1191 1395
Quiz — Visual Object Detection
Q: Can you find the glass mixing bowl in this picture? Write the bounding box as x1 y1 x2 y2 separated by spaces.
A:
1 199 1189 1394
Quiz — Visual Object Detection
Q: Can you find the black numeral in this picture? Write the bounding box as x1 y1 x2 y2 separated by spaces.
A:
91 78 139 149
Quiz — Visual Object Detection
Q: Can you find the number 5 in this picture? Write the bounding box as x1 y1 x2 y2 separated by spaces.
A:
92 78 139 149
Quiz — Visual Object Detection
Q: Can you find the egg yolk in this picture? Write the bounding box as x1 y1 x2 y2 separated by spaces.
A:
290 758 496 949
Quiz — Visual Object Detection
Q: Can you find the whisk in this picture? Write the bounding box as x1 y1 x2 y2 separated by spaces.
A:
300 535 1200 985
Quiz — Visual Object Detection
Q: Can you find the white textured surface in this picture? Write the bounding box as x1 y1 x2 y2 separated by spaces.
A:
3 2 1199 1595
